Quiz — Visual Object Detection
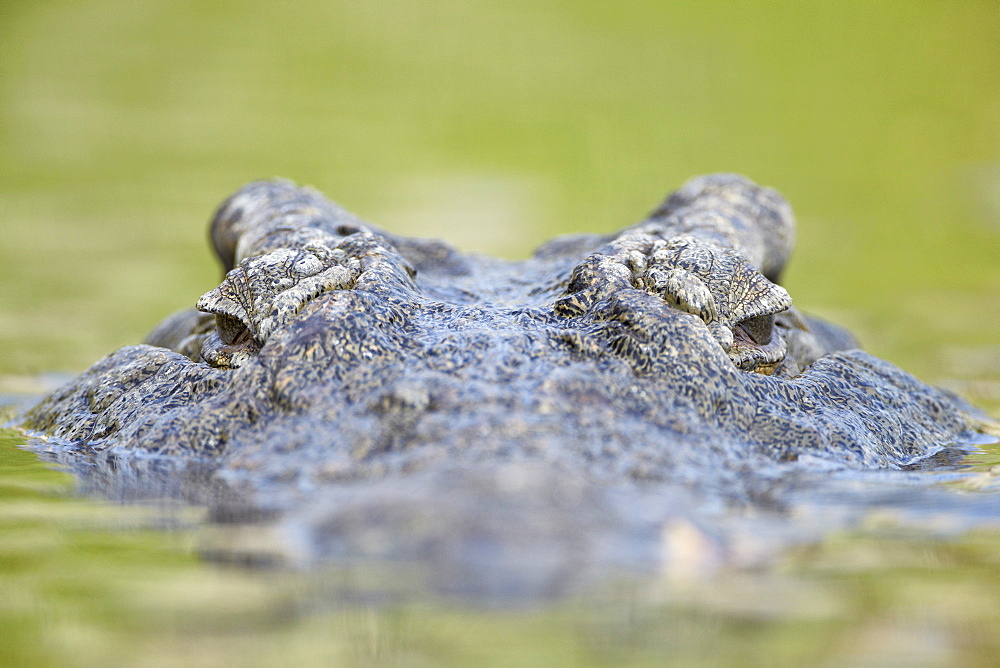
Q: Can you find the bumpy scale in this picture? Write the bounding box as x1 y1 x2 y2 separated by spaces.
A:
18 175 985 498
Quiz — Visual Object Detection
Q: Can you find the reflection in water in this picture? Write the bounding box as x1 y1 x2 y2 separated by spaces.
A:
12 420 1000 595
3 423 1000 665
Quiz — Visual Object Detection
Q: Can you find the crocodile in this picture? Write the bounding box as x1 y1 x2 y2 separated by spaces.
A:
13 174 994 592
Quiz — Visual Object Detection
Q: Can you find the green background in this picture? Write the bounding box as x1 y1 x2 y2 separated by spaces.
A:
2 3 1000 665
2 0 998 388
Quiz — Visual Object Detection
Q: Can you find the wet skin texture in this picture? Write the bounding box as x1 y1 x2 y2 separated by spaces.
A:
20 174 977 469
13 175 992 591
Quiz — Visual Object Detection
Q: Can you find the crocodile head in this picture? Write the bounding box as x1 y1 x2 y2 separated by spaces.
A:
19 175 977 489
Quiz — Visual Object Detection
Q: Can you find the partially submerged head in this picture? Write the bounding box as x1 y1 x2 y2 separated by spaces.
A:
17 176 980 483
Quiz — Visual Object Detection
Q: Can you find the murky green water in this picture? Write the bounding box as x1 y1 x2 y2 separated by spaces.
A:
2 1 999 665
3 420 1000 666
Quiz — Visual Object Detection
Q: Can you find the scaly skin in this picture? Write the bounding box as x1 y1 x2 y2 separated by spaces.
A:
18 174 980 494
16 173 994 589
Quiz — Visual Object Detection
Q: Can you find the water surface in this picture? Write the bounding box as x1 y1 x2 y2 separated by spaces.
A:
2 1 999 665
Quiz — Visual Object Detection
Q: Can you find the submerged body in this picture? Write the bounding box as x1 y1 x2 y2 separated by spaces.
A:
14 175 991 590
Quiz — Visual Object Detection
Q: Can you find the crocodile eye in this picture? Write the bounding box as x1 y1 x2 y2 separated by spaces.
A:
736 314 774 345
215 313 251 346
